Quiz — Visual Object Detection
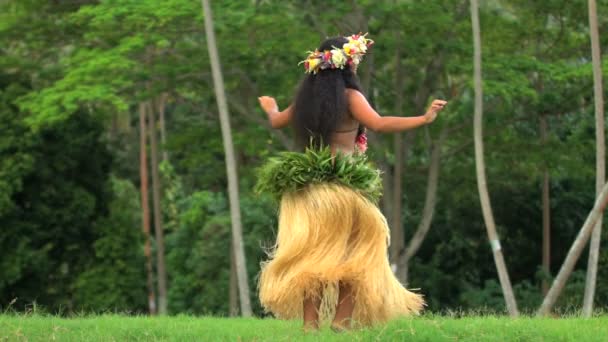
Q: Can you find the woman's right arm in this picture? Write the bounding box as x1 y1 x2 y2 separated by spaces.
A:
258 96 293 129
347 89 446 133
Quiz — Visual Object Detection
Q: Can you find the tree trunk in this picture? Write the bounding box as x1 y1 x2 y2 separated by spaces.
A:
381 161 394 241
229 244 239 316
540 114 551 296
471 0 519 317
583 0 605 317
398 129 447 284
158 93 169 163
146 101 168 315
390 31 405 266
201 0 252 317
139 102 157 315
538 182 608 316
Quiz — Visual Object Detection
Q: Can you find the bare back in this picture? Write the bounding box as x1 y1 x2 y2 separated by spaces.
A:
331 111 359 155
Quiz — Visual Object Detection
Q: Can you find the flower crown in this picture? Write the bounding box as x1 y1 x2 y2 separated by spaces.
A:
300 33 374 74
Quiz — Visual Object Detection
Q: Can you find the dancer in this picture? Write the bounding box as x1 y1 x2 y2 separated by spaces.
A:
256 33 446 331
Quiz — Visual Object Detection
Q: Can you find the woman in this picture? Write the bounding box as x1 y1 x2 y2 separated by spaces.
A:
256 34 447 331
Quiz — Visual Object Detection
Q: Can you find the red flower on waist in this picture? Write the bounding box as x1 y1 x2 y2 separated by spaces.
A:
356 132 368 153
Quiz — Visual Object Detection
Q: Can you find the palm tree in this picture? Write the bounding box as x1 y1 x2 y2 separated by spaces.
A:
201 0 252 316
470 0 518 317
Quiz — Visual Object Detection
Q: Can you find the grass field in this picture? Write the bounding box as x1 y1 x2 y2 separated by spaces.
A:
1 314 607 341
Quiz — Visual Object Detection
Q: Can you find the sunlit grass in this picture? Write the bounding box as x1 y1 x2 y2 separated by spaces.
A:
1 313 607 341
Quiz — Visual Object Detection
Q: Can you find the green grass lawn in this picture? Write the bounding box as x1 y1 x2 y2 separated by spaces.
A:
1 314 607 341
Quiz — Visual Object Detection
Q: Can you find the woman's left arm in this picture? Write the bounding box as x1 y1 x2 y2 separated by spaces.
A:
258 96 293 129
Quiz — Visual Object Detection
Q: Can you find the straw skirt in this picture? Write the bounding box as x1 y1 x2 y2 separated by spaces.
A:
258 182 424 327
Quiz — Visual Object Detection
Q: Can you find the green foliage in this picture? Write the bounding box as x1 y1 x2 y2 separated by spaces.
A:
166 190 231 315
165 189 277 316
73 177 147 313
255 147 383 203
163 159 277 316
0 79 35 217
0 110 113 312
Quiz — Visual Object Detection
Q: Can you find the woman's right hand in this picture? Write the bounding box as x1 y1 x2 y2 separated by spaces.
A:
258 96 278 116
258 97 293 129
424 99 447 124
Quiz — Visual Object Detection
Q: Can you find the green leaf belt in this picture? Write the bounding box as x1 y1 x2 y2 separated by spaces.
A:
255 147 382 203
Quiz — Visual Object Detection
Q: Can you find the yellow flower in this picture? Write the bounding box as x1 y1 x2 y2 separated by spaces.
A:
343 43 356 56
308 57 320 72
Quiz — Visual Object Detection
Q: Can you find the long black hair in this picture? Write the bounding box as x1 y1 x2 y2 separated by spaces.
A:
292 36 364 149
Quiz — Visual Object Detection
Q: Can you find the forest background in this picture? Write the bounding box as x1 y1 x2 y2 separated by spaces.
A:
1 0 607 317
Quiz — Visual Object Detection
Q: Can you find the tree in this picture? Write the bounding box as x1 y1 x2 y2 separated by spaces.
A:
73 177 147 313
201 0 252 317
470 0 519 317
583 0 605 317
538 181 608 316
139 102 157 315
147 101 169 315
540 113 551 296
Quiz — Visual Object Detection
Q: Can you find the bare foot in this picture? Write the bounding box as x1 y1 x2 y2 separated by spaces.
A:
303 323 320 333
330 322 351 333
303 294 321 333
331 281 355 331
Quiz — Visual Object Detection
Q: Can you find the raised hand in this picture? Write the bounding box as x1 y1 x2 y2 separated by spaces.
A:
424 99 447 124
258 96 278 115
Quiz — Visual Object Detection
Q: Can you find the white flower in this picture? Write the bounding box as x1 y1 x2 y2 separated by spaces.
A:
330 48 347 68
358 41 368 53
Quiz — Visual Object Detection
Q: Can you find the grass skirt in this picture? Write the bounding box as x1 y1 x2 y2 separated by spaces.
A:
258 182 424 327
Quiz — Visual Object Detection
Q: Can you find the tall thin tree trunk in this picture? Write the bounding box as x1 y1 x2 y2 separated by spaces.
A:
540 114 551 296
381 161 394 234
147 102 168 315
583 0 605 317
390 31 405 266
538 182 608 316
139 102 157 315
471 0 519 317
201 0 252 316
158 93 169 163
229 245 239 316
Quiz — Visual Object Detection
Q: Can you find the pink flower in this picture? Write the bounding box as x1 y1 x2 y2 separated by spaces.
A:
356 132 368 153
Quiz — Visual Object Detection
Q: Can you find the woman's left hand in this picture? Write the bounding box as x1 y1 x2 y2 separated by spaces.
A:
424 99 447 124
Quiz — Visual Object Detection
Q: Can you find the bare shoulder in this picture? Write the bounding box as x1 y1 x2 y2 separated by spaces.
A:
345 89 369 107
345 88 363 99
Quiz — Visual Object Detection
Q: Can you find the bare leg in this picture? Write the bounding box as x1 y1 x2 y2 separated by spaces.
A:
332 281 355 331
303 294 322 331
